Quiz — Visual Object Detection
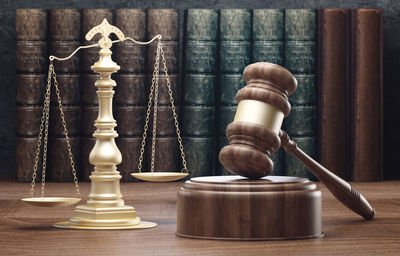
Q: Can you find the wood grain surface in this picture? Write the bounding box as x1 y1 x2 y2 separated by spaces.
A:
0 180 399 256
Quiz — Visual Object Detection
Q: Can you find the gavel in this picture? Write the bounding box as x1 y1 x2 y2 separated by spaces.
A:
219 62 375 220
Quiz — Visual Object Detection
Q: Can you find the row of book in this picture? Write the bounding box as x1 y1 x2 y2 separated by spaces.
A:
15 8 383 182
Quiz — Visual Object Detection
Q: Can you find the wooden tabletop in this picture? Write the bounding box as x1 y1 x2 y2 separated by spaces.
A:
0 180 399 255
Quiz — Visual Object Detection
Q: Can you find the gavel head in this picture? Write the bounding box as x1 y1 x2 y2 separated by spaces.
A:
219 62 297 179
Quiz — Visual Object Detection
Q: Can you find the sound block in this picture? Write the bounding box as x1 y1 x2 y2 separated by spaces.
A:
176 175 323 240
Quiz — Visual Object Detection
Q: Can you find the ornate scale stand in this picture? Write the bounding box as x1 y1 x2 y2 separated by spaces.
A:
21 19 187 229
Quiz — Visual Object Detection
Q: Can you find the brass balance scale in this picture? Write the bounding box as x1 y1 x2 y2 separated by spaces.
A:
21 19 188 229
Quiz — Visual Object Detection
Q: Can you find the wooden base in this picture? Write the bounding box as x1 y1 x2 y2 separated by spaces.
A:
176 176 323 240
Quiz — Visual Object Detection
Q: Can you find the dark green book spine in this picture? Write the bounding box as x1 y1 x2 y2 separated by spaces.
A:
252 9 285 175
283 9 317 180
183 9 218 177
217 9 251 175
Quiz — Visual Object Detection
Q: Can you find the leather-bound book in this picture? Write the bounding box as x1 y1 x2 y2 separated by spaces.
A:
145 137 180 173
147 9 178 41
218 106 237 136
219 74 245 105
219 41 251 73
114 106 146 136
16 106 42 136
283 9 317 179
252 9 284 41
16 41 47 73
148 106 180 136
154 74 179 105
147 41 179 73
181 106 215 136
115 9 146 40
186 9 218 41
48 137 81 182
81 137 95 181
81 106 98 137
50 41 81 73
16 74 46 105
49 9 81 41
49 106 81 137
283 137 316 180
317 9 350 180
183 137 214 177
184 41 217 73
114 41 146 73
115 74 148 105
252 9 284 66
116 137 145 181
183 74 216 105
81 40 99 73
82 9 113 39
220 9 251 41
15 9 47 40
81 74 100 106
50 74 81 105
16 138 42 182
350 9 383 181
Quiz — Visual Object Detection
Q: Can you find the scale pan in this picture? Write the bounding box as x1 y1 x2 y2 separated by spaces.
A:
21 197 81 207
131 172 188 182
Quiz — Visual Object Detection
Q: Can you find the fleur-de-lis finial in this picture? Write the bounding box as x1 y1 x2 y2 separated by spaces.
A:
85 19 125 49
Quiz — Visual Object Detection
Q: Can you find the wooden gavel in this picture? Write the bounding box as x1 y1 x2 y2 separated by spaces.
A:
219 62 374 220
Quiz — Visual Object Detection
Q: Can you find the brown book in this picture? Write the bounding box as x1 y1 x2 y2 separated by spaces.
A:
350 9 383 181
15 9 47 40
16 138 42 182
16 74 46 105
116 137 144 181
48 137 81 182
147 9 178 41
81 106 98 137
114 41 146 73
16 106 42 136
145 137 180 173
114 106 146 136
50 41 81 73
49 9 81 41
317 9 350 180
115 74 148 105
81 137 96 181
16 41 47 73
81 74 100 105
50 106 81 137
147 41 179 73
115 9 146 40
50 74 81 105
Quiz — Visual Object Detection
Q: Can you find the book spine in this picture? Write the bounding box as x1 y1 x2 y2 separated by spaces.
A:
350 9 383 181
48 9 82 182
143 9 181 174
217 9 251 175
15 9 48 182
283 9 317 180
183 9 218 177
80 9 112 180
252 9 285 175
317 9 350 180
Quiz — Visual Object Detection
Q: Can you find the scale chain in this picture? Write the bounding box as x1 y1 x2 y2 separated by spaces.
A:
51 65 80 196
137 40 161 173
29 63 53 197
150 42 161 173
160 44 188 173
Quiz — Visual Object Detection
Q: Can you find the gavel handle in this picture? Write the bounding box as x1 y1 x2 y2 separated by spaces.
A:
279 130 374 220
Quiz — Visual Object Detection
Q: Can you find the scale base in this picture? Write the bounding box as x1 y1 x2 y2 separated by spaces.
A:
177 175 323 240
54 204 157 230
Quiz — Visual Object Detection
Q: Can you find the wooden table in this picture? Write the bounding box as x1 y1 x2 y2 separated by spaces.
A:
0 180 399 255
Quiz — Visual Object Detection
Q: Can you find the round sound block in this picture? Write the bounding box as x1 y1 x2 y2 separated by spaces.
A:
176 176 323 240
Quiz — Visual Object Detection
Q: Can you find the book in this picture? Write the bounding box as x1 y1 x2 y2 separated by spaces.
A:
217 9 250 175
115 9 146 40
317 9 350 180
15 9 48 182
183 9 218 177
49 9 81 41
283 9 317 180
350 9 383 181
147 9 179 41
81 9 113 40
252 9 285 175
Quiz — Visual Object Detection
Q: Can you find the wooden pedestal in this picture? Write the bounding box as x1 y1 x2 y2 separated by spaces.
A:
176 176 323 240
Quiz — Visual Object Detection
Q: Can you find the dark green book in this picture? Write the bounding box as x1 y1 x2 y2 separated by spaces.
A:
252 41 284 66
283 137 316 180
283 9 317 180
186 9 218 41
220 9 251 41
185 41 217 73
219 106 237 136
220 41 251 73
183 74 216 105
219 74 245 105
183 137 214 177
182 106 215 136
253 9 284 41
